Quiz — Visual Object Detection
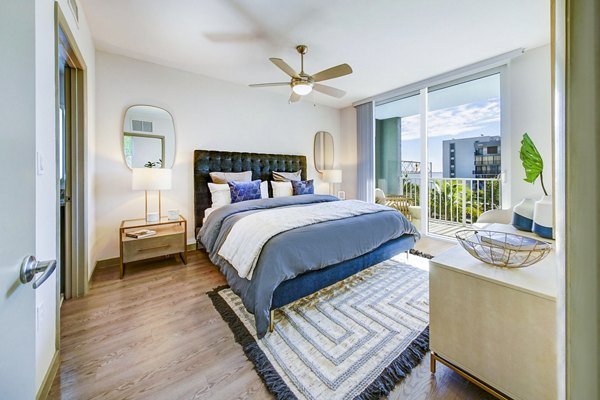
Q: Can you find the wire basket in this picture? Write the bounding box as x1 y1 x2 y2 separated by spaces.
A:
455 230 552 268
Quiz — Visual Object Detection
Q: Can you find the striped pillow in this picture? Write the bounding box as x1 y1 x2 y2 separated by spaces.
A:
210 171 252 184
272 170 302 182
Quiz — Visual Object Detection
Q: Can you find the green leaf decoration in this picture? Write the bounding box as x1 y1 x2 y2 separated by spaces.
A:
519 133 548 195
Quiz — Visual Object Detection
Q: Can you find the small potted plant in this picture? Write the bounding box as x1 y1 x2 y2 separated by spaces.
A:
144 159 162 168
518 133 552 238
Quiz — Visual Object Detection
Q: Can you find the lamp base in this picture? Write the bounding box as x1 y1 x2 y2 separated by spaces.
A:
143 189 163 223
146 212 159 223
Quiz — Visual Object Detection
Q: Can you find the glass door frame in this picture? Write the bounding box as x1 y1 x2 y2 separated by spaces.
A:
374 66 510 238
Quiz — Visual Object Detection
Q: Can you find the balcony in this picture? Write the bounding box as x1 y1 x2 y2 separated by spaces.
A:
397 177 502 238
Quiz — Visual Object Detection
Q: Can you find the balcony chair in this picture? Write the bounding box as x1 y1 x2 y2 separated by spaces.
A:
375 188 414 221
473 208 512 228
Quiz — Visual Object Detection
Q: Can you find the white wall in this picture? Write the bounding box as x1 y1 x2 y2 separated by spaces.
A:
94 51 341 261
509 44 552 205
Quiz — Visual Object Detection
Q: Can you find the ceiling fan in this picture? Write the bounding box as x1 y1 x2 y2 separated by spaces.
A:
249 45 353 103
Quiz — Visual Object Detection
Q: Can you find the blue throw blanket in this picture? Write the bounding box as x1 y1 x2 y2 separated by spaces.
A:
199 195 420 338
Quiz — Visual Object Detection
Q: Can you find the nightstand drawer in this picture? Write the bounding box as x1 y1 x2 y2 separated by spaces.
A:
122 233 185 263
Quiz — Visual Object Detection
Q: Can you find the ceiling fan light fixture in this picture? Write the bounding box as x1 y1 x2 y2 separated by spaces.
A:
292 81 313 96
250 44 352 102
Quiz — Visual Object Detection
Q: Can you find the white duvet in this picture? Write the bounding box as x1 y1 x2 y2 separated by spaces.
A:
217 200 387 279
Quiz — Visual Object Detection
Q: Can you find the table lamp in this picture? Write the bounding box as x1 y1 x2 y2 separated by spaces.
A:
132 168 172 222
322 169 342 196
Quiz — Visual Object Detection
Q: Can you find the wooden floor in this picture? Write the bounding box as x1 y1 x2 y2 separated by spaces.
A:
49 236 493 400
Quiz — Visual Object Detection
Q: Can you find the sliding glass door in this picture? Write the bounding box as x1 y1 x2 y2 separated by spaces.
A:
373 70 505 238
427 73 503 237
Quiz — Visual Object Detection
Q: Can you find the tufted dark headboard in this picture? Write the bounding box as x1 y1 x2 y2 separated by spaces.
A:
193 149 307 234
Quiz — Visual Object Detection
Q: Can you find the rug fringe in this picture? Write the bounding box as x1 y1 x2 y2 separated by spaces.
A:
355 327 429 400
207 287 297 400
409 248 434 259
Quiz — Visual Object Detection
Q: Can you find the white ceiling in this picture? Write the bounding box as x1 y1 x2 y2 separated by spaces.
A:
80 0 550 109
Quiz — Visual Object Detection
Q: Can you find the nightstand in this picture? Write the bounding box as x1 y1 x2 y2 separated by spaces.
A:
119 215 188 278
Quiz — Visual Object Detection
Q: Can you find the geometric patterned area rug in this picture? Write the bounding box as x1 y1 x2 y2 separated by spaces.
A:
208 253 430 400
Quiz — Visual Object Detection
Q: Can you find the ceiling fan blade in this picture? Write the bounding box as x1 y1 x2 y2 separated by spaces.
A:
289 92 301 103
249 82 290 87
270 58 299 78
313 83 346 98
311 63 353 82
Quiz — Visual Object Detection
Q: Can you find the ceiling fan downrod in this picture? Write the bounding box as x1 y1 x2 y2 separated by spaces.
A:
296 45 308 75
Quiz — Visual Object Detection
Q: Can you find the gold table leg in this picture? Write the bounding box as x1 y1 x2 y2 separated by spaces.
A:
430 352 511 400
269 310 275 333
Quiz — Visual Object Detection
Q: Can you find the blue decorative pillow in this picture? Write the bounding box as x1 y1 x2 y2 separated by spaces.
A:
228 180 262 203
291 179 314 195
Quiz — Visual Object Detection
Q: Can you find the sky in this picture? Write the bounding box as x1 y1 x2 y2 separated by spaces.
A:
399 97 501 173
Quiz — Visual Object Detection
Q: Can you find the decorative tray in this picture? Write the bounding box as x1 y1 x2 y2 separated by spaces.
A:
455 229 552 268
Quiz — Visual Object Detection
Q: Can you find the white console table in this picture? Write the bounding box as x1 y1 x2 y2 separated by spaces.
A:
429 223 557 400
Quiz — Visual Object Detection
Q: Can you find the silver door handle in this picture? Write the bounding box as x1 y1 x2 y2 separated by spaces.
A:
20 256 57 289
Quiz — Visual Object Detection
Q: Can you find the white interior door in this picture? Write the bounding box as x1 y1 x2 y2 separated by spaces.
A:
0 0 39 396
0 1 58 398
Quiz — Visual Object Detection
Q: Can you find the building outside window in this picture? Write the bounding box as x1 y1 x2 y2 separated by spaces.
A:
443 135 501 179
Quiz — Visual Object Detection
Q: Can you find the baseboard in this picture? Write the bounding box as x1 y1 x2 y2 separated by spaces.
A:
36 350 60 400
95 257 120 270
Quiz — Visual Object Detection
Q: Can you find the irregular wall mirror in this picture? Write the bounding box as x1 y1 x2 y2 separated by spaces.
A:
314 131 334 172
123 105 175 169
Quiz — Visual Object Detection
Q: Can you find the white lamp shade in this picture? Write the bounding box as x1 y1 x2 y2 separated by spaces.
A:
292 82 313 95
322 169 342 183
132 168 172 191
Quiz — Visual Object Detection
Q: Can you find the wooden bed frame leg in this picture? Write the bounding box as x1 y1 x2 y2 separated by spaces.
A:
269 310 275 333
430 352 437 374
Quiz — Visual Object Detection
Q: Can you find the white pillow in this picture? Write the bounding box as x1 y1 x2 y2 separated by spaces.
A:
260 181 269 199
271 181 293 198
207 183 231 208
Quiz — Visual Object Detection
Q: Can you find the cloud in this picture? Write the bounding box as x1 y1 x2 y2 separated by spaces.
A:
399 98 501 140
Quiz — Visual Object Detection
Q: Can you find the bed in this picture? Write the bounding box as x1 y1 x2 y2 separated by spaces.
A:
194 149 420 338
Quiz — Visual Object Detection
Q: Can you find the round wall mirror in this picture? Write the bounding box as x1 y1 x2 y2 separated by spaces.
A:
123 105 175 169
314 131 334 172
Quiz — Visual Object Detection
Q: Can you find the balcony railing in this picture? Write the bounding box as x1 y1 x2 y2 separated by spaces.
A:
398 176 502 237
